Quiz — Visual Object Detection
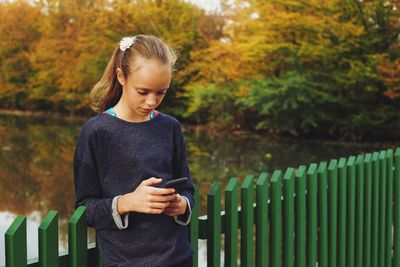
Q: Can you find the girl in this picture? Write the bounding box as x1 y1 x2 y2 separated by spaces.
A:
73 35 195 267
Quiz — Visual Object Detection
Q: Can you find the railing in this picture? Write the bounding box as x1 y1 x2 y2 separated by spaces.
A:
3 148 400 266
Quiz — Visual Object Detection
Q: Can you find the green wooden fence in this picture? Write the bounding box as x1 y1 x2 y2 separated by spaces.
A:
3 148 400 266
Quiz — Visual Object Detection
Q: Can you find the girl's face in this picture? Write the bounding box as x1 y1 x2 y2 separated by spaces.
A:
117 57 172 121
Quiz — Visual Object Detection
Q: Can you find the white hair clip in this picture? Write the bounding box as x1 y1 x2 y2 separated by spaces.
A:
119 36 136 52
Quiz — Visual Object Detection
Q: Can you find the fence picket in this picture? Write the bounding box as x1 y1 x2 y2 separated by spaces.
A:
256 172 269 267
338 157 347 267
347 156 356 267
328 160 338 267
355 155 364 267
379 151 387 267
317 162 328 267
207 181 221 267
385 149 393 267
283 168 295 267
295 166 307 267
190 186 199 267
5 216 27 267
225 178 238 267
394 148 400 267
307 164 318 267
363 153 372 267
241 175 254 267
39 210 59 267
270 170 282 267
371 152 380 267
69 206 88 267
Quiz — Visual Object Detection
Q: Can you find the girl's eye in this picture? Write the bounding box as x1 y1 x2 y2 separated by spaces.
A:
136 89 166 96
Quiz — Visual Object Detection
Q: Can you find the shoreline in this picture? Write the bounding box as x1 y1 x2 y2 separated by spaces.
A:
0 109 398 146
0 109 90 122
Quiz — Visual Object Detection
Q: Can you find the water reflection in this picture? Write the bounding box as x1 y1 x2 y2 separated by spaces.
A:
0 114 397 265
0 115 77 217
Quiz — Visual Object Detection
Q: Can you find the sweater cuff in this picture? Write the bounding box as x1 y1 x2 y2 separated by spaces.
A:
112 195 129 230
174 196 192 226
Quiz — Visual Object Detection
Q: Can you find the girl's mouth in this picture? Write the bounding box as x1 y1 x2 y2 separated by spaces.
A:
142 108 153 113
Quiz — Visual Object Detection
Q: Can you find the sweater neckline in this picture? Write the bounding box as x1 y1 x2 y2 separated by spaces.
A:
101 111 162 126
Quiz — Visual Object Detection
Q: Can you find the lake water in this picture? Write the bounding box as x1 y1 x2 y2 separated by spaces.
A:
0 113 397 265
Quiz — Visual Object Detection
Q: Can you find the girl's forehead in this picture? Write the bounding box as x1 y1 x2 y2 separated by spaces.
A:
130 58 172 89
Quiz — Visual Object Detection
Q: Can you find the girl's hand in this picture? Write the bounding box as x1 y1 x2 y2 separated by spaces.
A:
117 177 176 215
164 193 187 217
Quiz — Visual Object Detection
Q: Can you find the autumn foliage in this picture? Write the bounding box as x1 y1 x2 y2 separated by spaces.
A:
0 0 399 139
378 60 400 99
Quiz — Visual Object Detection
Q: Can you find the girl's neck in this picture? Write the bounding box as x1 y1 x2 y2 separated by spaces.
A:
113 102 150 122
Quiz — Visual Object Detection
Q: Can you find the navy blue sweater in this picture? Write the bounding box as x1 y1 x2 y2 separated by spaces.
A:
73 112 195 267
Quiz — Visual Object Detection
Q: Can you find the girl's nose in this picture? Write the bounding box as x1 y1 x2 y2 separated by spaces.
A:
145 95 156 107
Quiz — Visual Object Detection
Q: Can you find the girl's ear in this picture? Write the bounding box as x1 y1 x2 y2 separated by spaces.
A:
116 68 125 87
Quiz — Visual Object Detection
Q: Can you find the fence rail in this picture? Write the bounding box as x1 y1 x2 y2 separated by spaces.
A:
3 148 400 266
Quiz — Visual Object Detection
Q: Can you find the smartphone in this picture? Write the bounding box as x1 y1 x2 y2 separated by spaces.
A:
164 177 188 192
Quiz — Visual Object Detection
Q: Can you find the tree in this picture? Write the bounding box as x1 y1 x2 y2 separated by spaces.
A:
26 0 213 115
184 0 400 139
0 1 43 109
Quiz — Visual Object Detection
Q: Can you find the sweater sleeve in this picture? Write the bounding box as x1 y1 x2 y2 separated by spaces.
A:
172 121 195 215
73 124 125 230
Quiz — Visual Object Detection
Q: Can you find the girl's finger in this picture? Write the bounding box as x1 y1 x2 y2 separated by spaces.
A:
150 202 170 209
166 202 179 208
150 195 175 202
149 187 175 196
141 177 162 186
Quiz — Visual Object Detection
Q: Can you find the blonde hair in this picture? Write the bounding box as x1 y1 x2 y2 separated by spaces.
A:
90 35 177 112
